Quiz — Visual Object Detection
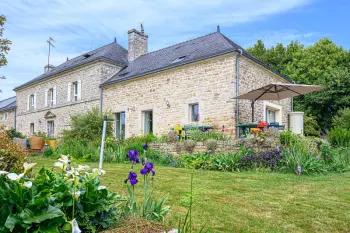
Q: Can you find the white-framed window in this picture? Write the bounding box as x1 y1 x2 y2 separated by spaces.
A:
266 109 276 123
263 101 282 124
72 80 81 102
30 123 34 135
3 112 8 121
189 103 199 122
48 88 54 106
30 94 35 110
142 110 153 135
115 112 126 139
47 121 55 138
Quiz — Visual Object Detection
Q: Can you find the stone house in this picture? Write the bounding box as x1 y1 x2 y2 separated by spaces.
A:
13 25 292 138
0 96 16 130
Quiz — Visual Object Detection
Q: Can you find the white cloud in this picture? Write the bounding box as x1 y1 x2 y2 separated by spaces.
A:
0 0 313 99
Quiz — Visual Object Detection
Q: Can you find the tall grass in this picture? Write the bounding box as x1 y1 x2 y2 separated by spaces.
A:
328 127 350 147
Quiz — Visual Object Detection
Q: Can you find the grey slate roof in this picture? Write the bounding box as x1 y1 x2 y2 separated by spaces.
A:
14 42 128 90
102 32 292 86
0 96 16 111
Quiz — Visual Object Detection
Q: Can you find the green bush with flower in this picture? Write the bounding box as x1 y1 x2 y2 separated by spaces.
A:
0 156 123 233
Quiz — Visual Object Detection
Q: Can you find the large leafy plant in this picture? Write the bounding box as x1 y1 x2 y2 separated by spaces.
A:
0 156 123 233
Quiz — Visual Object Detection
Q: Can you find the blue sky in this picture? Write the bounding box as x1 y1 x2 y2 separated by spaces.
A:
1 0 349 100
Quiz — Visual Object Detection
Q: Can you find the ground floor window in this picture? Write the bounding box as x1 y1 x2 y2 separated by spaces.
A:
47 121 55 138
266 109 276 123
115 112 125 139
143 110 153 135
30 123 34 135
189 103 199 122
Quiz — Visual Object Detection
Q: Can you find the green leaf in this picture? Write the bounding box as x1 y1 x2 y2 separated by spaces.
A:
5 214 19 231
20 205 64 224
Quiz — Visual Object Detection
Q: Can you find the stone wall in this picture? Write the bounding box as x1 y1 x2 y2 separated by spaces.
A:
15 61 122 137
103 53 237 138
103 52 292 138
0 109 15 130
150 140 273 155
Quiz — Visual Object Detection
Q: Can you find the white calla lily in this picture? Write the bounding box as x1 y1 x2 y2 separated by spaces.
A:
97 186 106 190
76 165 90 172
92 168 106 176
0 171 9 175
23 162 37 173
7 173 24 181
71 219 82 233
54 162 64 169
58 155 70 164
73 191 81 200
23 181 33 188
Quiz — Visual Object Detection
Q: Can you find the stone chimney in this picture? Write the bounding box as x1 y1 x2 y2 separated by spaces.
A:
128 24 148 61
44 64 55 73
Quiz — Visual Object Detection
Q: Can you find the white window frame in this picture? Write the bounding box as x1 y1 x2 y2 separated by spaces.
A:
142 110 153 135
47 121 55 138
48 88 54 106
189 103 199 123
114 112 126 139
73 81 81 102
263 101 282 124
30 94 35 110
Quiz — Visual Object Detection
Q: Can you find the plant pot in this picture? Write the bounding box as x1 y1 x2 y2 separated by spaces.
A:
29 137 45 150
46 139 57 149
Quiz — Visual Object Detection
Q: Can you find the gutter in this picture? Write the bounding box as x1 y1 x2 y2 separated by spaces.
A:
235 49 243 138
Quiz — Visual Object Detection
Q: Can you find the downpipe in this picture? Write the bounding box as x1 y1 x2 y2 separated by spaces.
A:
235 49 243 138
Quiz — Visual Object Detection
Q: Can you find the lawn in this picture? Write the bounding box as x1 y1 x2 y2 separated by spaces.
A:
32 156 350 233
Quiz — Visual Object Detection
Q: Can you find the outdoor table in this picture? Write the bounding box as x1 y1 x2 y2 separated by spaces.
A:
236 122 285 137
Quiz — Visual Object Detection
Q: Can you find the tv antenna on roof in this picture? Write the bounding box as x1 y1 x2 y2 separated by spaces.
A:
47 37 56 67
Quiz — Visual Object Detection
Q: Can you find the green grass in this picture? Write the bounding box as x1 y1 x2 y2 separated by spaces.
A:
32 156 350 233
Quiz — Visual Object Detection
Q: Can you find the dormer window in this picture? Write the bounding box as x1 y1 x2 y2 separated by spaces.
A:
172 55 186 63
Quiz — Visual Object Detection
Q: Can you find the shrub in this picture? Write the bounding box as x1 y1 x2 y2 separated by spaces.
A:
333 108 350 129
62 107 113 141
187 129 230 141
239 148 282 170
0 159 123 233
280 130 294 146
328 127 350 147
57 138 98 159
304 115 320 136
184 140 196 153
43 147 55 157
206 139 217 152
0 127 27 173
5 128 25 139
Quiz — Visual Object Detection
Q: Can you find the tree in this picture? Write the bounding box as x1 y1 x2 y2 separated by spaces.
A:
0 15 12 93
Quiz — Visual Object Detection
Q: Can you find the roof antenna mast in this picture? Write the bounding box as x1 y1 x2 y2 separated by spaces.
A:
47 37 56 67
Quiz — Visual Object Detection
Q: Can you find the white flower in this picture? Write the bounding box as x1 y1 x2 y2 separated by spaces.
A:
72 191 81 200
58 155 70 164
76 165 90 172
71 219 82 233
7 173 24 181
92 168 106 176
0 171 9 175
54 162 64 169
23 162 37 173
97 186 106 190
23 181 32 188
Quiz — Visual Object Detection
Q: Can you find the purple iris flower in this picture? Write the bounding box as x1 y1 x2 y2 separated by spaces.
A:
296 166 302 175
127 150 140 164
143 143 149 151
140 162 155 176
124 172 138 186
276 147 281 153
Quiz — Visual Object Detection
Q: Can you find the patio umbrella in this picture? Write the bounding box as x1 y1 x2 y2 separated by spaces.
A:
233 83 326 122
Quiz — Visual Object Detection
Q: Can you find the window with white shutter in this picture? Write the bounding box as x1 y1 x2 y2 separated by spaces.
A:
27 95 30 111
67 83 71 102
77 80 82 100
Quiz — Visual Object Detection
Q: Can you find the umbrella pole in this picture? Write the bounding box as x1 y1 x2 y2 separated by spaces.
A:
251 100 255 122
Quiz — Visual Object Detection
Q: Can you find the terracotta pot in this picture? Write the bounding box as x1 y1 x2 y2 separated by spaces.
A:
46 139 57 149
29 137 45 150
